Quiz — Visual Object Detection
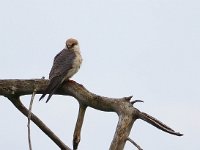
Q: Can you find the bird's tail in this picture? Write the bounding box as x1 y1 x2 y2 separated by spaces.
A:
39 77 62 102
39 93 46 101
45 83 60 103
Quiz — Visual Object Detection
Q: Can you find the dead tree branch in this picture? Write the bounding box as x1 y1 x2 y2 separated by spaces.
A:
73 104 87 150
0 79 183 150
7 95 70 150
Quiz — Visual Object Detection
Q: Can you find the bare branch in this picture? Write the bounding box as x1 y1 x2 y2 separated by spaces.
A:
138 111 183 136
7 95 71 150
127 137 143 150
0 79 183 150
73 104 87 150
27 89 37 150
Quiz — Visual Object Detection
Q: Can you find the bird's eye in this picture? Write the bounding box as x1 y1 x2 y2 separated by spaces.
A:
71 43 77 47
71 43 75 47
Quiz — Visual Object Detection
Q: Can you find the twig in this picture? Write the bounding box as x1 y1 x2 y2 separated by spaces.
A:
8 95 71 150
127 137 143 150
27 89 36 150
73 104 87 150
131 100 144 105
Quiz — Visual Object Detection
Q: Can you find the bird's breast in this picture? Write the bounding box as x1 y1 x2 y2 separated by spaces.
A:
65 51 82 79
73 51 82 69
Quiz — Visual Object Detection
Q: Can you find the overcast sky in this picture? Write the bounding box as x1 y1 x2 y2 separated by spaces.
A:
0 0 199 149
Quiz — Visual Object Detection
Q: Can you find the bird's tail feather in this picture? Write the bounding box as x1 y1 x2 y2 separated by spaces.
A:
45 83 61 103
39 93 46 101
39 84 56 101
39 76 63 102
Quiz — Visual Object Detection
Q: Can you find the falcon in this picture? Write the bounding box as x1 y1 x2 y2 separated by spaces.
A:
39 38 82 102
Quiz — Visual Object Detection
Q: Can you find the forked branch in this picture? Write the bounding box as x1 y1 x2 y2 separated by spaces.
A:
0 79 183 150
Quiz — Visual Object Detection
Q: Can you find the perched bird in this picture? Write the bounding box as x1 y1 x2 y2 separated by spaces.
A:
39 38 82 102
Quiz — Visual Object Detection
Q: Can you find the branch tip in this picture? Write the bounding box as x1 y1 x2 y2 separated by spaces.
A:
175 132 184 136
131 100 144 105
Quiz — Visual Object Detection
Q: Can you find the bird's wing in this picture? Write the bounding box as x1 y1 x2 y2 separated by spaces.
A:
39 76 63 102
49 48 76 80
39 48 76 102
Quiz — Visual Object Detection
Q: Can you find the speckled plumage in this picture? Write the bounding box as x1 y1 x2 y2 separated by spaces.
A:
39 38 82 102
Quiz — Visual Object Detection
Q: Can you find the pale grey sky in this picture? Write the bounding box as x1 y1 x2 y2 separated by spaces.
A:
0 0 199 149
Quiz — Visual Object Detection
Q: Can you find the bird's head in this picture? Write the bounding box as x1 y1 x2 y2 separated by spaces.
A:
66 38 79 50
